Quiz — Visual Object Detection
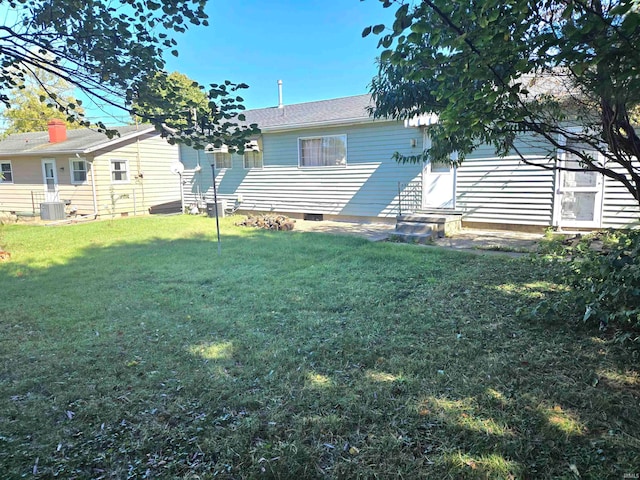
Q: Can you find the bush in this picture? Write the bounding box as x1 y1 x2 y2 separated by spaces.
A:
564 230 640 343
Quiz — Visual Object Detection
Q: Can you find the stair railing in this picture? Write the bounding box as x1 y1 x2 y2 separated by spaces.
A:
397 181 422 216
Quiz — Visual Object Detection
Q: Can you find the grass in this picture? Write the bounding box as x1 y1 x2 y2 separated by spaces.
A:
0 215 638 479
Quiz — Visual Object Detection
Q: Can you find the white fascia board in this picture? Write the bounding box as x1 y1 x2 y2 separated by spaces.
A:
259 116 395 133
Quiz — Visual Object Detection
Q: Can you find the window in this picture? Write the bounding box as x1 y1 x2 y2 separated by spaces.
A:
213 152 232 169
431 161 451 173
299 135 347 167
110 160 129 183
0 161 13 183
70 158 88 184
562 139 599 188
244 150 263 169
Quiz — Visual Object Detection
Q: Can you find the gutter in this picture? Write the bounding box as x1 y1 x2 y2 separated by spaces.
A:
257 117 396 133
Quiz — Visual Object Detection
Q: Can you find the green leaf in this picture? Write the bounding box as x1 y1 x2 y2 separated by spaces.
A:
380 49 393 62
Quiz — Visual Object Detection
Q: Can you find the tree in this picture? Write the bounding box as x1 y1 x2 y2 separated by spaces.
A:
132 71 258 150
133 71 209 128
2 69 84 135
364 0 640 207
0 0 257 150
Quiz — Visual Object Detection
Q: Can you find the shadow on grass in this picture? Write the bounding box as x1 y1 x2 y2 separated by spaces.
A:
0 225 638 478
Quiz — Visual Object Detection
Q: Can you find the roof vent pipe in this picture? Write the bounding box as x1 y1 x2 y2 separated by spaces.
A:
277 79 283 109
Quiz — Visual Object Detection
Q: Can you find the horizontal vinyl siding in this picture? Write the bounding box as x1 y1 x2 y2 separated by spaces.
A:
181 121 423 218
0 156 95 215
56 162 96 215
457 143 556 226
601 162 640 228
0 157 43 213
92 133 181 216
179 148 209 206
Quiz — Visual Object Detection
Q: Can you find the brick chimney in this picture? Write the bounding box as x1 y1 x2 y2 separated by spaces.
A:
47 119 67 143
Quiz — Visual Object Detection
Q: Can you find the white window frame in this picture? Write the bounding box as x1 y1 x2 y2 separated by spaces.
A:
213 152 232 169
110 159 130 184
552 131 604 228
298 134 347 168
69 157 88 184
243 150 263 169
0 161 13 183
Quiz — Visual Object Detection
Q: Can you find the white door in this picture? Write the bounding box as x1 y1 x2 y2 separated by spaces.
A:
42 159 59 202
554 144 603 229
422 131 455 209
422 160 455 208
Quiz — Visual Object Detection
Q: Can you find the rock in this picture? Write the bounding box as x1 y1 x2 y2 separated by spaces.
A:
0 212 18 224
236 214 296 231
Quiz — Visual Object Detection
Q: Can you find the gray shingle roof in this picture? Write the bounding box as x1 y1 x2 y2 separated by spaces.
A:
0 95 378 155
0 124 154 156
242 94 376 130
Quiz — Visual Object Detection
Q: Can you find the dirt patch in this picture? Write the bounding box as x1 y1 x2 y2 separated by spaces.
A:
432 228 543 255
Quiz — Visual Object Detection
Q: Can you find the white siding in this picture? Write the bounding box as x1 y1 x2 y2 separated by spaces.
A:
180 148 210 207
92 133 181 216
456 142 556 226
601 162 640 228
181 121 423 219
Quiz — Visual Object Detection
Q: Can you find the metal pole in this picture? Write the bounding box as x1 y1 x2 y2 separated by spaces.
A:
210 163 222 256
178 173 184 214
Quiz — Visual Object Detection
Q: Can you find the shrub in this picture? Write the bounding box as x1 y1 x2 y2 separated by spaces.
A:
564 230 640 343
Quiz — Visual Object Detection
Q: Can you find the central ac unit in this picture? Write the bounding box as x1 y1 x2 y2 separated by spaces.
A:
40 202 66 220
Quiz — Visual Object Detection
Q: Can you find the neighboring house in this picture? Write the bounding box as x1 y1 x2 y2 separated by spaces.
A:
0 120 182 219
179 94 639 230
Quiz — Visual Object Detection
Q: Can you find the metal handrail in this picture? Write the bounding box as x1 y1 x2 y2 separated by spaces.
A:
397 180 422 216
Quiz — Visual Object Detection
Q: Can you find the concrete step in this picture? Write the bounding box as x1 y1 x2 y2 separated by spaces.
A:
398 213 462 222
415 208 465 216
396 214 462 238
398 214 450 223
390 232 436 244
395 221 439 235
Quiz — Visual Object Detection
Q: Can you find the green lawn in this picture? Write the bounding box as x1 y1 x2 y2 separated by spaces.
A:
0 216 638 479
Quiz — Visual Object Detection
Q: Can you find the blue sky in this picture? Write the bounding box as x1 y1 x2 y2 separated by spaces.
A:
165 0 394 108
0 0 396 128
92 0 396 124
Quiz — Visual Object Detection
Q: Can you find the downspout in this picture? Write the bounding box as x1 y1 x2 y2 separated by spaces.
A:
196 149 203 205
451 151 458 211
136 136 145 212
89 158 98 218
